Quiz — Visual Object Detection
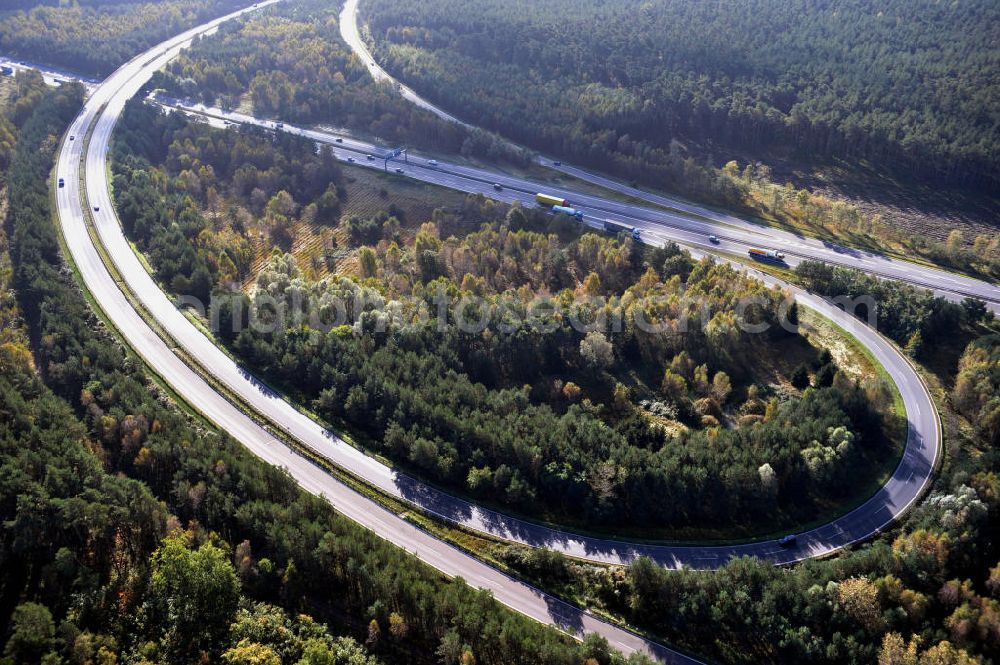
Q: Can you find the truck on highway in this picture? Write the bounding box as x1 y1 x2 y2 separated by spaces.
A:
551 205 583 221
604 219 641 241
535 192 569 208
748 248 786 264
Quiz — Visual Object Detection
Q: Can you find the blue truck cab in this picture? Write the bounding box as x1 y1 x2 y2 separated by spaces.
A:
778 534 798 548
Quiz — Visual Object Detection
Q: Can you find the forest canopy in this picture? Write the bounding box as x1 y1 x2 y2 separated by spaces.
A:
110 102 903 534
0 72 638 665
153 0 528 165
0 0 251 76
364 0 1000 191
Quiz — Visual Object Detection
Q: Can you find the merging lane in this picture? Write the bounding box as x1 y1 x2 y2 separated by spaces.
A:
55 1 945 662
66 0 939 572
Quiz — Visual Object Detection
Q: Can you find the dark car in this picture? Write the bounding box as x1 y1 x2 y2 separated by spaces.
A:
335 137 343 143
58 178 65 188
778 534 798 548
493 183 503 191
93 206 100 212
553 160 561 166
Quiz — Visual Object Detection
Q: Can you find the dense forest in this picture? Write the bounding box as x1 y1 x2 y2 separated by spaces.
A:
0 48 997 665
486 336 1000 665
108 100 908 533
0 74 648 665
364 0 999 192
0 0 251 76
794 260 970 356
154 0 528 165
0 2 995 662
107 80 1000 664
953 335 1000 449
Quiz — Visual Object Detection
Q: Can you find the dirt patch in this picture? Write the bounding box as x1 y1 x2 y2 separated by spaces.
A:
340 166 466 223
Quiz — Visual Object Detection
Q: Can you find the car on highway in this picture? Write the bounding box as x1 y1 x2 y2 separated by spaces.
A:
428 159 438 167
366 154 374 160
493 183 503 191
778 534 798 548
93 206 99 212
276 122 284 129
335 137 343 143
347 156 355 163
69 135 75 141
553 160 561 166
394 167 404 174
58 178 65 188
709 235 720 244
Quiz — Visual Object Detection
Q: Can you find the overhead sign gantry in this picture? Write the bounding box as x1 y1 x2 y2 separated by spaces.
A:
384 146 408 171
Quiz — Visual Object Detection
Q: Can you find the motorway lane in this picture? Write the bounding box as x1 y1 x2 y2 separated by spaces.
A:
340 0 998 308
163 98 992 311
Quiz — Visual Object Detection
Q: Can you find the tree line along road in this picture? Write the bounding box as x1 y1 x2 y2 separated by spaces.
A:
53 1 942 662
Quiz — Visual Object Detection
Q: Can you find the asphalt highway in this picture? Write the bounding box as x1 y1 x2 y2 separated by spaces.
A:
51 2 705 662
64 0 941 572
0 56 99 92
80 73 942 570
52 1 945 662
340 0 999 310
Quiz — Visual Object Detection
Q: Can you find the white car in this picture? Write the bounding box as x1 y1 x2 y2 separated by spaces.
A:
428 159 438 167
395 168 404 174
